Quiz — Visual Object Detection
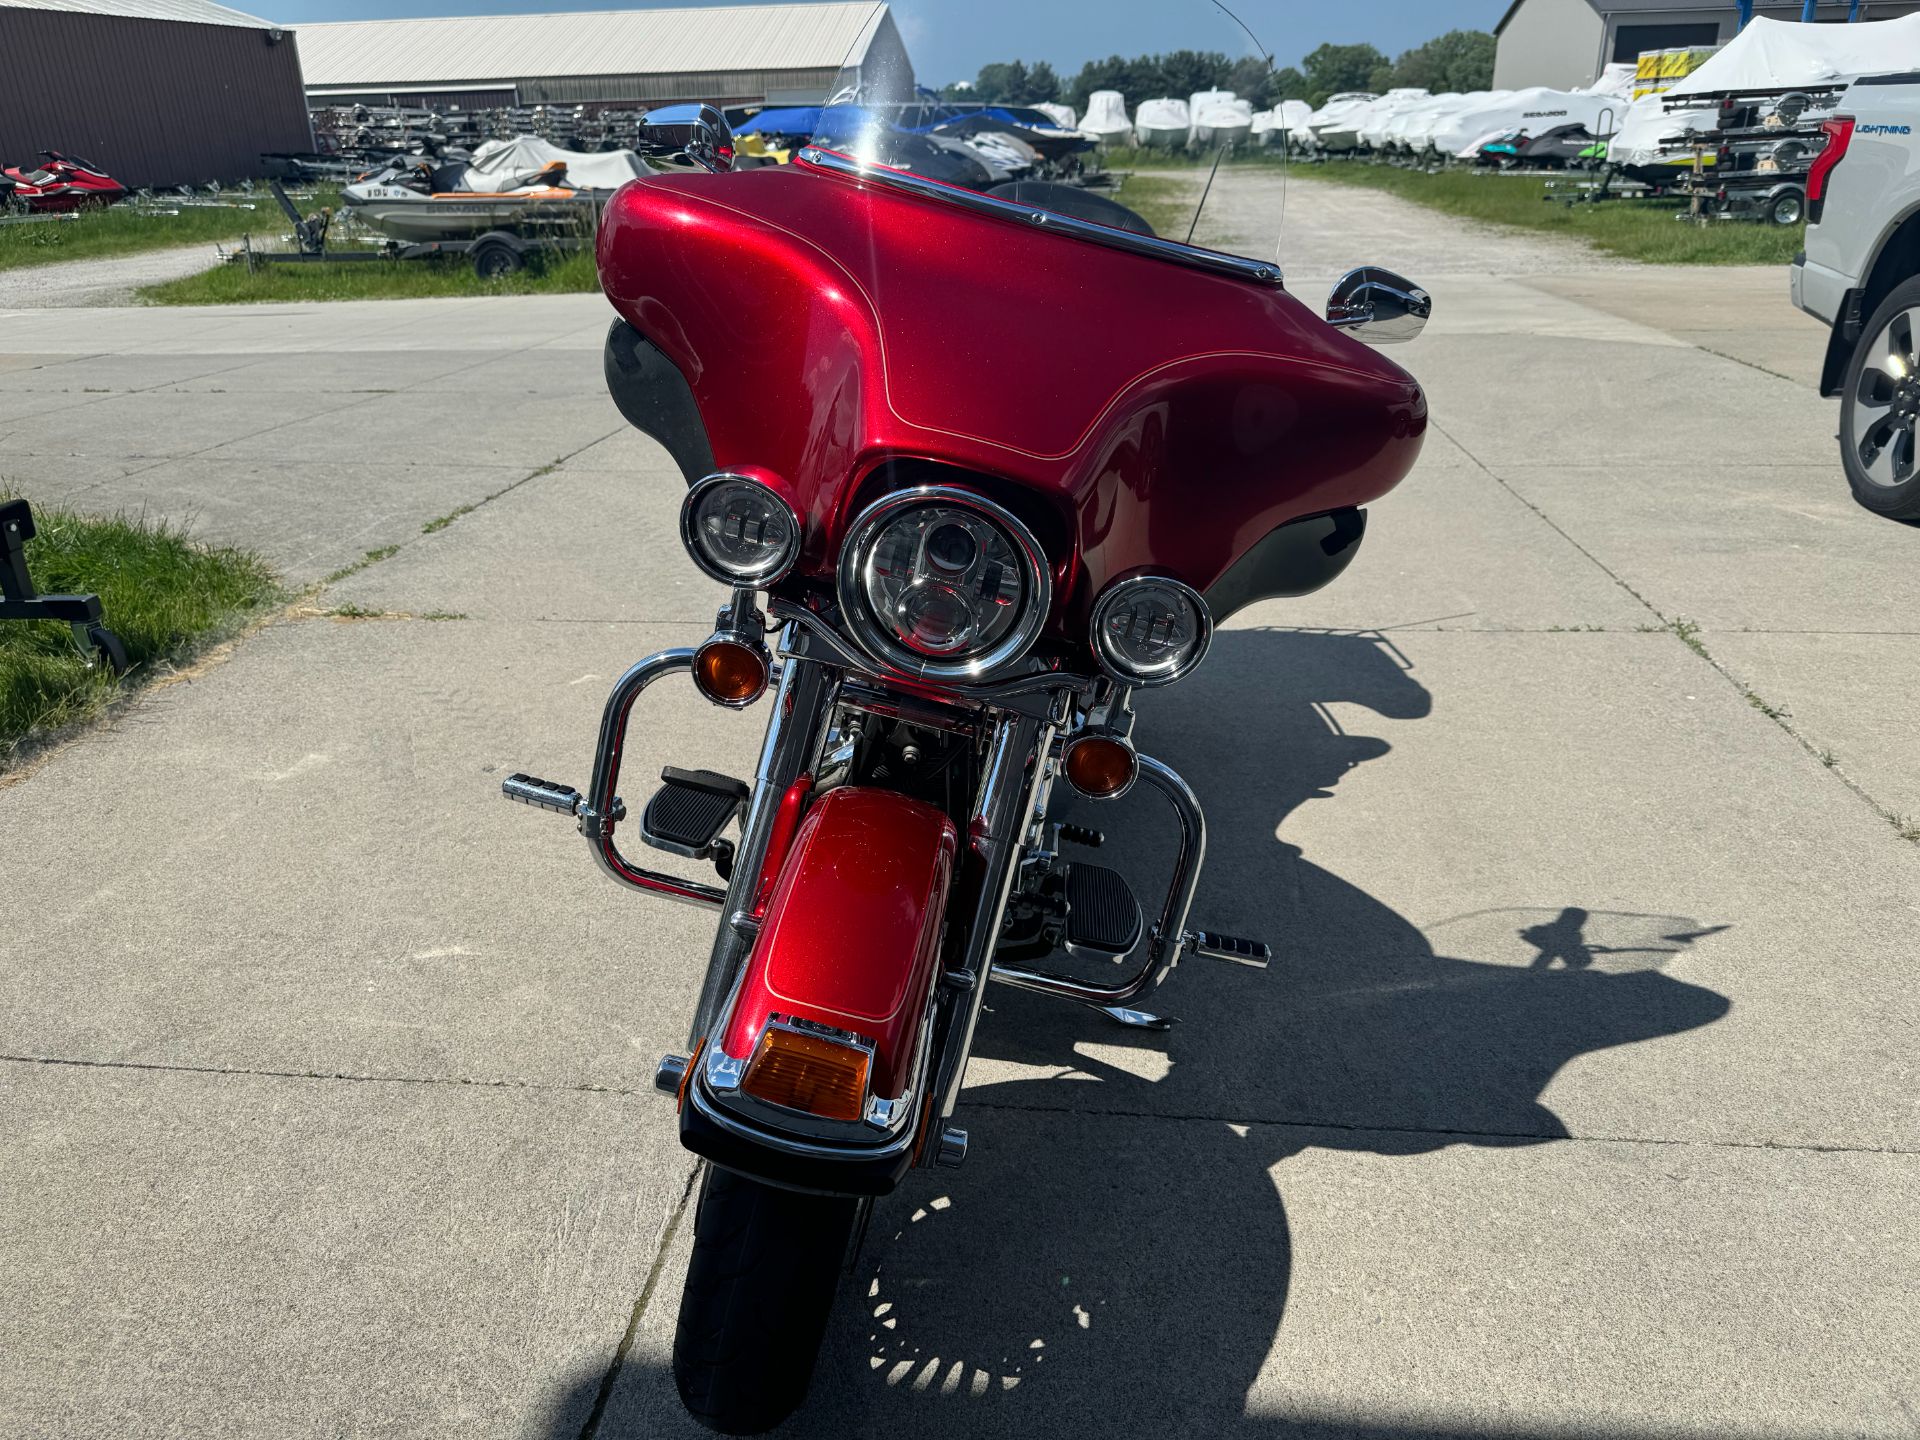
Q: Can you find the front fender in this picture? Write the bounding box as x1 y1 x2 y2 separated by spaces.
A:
719 785 958 1103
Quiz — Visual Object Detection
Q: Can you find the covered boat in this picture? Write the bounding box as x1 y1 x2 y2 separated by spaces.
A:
1356 89 1432 150
1381 92 1465 153
340 135 642 242
1033 102 1078 132
1605 92 1718 178
1665 13 1920 97
1134 97 1192 148
1186 87 1234 143
1307 92 1378 151
1194 97 1254 146
1078 89 1132 144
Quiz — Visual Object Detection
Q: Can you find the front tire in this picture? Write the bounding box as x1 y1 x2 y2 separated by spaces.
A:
673 1164 859 1435
1839 275 1920 521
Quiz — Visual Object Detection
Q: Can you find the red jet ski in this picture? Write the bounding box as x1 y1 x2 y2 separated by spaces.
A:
1 152 127 214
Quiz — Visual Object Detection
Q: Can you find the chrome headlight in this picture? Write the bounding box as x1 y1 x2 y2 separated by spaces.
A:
836 487 1051 681
680 472 801 585
1090 575 1212 687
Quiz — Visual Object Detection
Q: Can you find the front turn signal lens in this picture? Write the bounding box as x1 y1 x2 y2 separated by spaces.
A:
694 639 769 708
740 1024 871 1122
1064 734 1137 799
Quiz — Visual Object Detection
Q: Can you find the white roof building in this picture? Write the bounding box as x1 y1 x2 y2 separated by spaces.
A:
297 0 910 109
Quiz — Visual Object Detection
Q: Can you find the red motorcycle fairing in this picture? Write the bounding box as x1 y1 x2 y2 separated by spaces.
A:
719 785 958 1103
596 158 1427 626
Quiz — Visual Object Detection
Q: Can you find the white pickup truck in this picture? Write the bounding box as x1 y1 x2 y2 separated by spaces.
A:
1791 73 1920 520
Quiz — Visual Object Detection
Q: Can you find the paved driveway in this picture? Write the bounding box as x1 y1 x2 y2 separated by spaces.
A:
1 177 1915 1439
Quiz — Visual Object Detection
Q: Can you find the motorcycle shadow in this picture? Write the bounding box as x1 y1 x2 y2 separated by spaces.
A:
560 626 1734 1438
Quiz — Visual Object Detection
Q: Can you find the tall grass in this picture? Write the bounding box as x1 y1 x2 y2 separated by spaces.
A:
1306 162 1804 266
0 497 279 769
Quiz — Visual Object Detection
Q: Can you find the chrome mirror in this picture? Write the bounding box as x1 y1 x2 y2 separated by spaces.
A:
636 104 736 174
1326 267 1432 345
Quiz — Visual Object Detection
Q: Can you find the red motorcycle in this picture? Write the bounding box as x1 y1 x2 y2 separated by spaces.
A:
506 11 1428 1432
0 152 127 214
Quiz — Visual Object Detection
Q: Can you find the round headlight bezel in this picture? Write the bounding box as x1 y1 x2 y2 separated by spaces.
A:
1089 574 1213 688
836 486 1052 682
680 471 803 587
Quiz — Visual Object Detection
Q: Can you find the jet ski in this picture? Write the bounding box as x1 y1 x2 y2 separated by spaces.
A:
1476 123 1596 169
1 152 126 213
340 136 643 242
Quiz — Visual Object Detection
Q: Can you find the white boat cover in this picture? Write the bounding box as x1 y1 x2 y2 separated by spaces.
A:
1195 98 1254 141
1250 109 1275 139
1078 89 1132 141
467 135 645 191
1666 14 1920 97
1307 92 1378 138
1607 93 1718 167
1429 88 1621 158
1382 92 1465 149
1355 89 1432 148
1033 102 1077 132
1277 99 1314 132
1134 97 1191 143
1583 63 1638 99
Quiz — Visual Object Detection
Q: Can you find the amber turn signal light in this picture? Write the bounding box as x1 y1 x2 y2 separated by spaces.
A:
739 1024 871 1122
1064 734 1137 799
693 638 769 708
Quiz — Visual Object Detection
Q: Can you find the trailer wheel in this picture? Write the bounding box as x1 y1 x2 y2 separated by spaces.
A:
1768 190 1805 227
472 241 522 279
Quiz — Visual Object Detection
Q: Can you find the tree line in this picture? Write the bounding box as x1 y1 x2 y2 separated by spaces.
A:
944 31 1496 114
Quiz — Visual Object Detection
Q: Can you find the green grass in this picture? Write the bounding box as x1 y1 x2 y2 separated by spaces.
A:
1109 172 1204 241
0 498 280 771
138 245 601 305
0 189 340 272
1306 162 1804 265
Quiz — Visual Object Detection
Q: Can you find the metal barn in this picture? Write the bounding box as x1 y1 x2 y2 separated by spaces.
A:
0 0 314 188
295 2 913 111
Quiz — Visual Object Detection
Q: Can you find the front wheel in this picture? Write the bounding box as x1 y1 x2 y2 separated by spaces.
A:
673 1164 860 1435
1839 274 1920 522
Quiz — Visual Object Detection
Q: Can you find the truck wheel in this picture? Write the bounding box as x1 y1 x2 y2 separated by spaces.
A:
672 1164 858 1434
1840 274 1920 521
471 241 521 279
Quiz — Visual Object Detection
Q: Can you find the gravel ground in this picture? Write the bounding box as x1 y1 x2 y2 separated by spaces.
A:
0 242 226 309
1190 167 1630 281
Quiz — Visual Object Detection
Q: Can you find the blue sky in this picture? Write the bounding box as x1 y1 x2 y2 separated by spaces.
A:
269 0 1511 82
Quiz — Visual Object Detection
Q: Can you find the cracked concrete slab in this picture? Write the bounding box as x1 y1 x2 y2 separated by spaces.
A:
0 1060 690 1439
1707 629 1920 824
584 1108 1919 1440
325 458 728 625
0 615 758 1091
1488 461 1920 633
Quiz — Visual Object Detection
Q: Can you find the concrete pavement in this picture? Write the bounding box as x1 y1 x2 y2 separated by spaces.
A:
1 174 1916 1438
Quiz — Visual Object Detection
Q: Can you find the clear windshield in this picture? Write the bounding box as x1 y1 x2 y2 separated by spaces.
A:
751 0 1285 272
